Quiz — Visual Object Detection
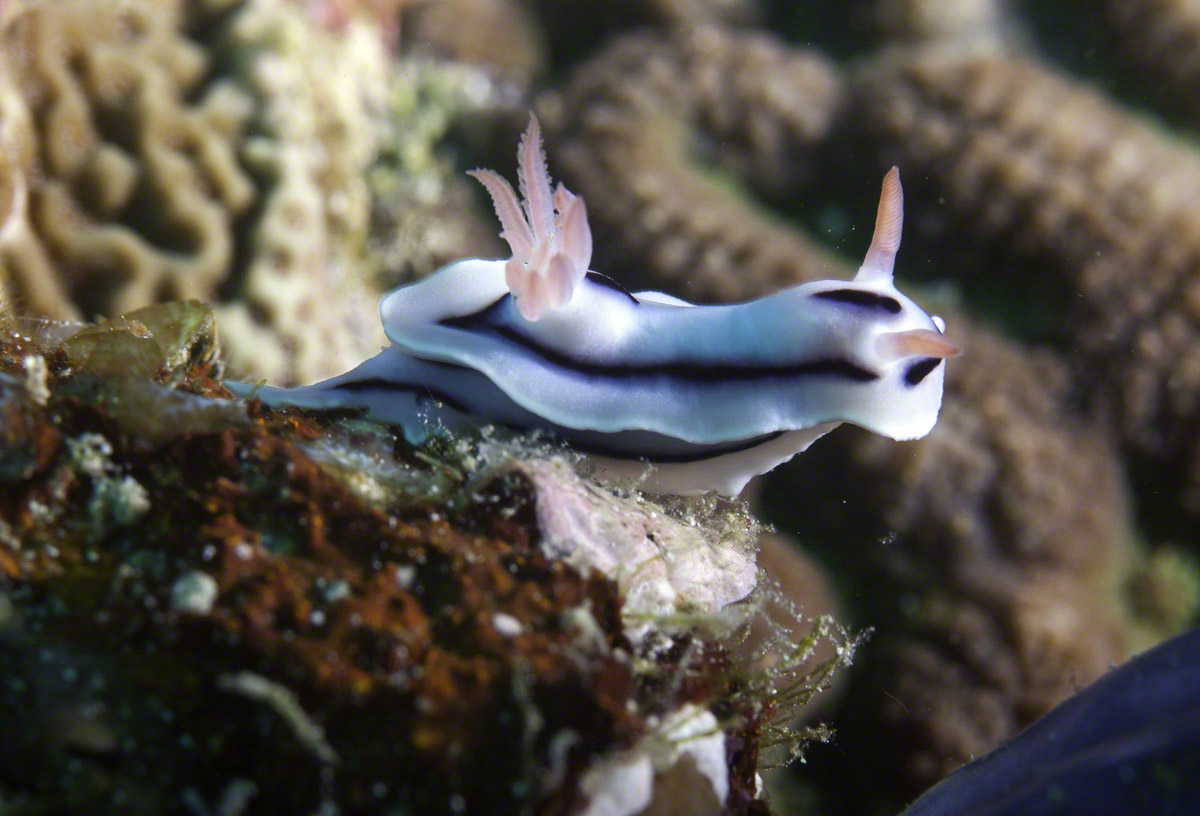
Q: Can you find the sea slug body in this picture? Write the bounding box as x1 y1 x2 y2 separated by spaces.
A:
228 116 958 496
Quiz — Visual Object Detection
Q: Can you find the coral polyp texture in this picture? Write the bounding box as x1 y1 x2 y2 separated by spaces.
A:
0 304 853 815
0 0 391 386
546 27 849 302
851 44 1200 515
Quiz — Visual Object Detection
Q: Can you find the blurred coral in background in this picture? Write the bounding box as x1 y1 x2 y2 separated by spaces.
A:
3 0 1200 814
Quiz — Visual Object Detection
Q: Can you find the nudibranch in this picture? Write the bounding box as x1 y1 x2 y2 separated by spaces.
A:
227 115 959 496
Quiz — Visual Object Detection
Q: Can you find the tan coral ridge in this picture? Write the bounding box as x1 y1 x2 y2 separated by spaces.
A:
543 26 847 303
1100 0 1200 128
0 0 390 386
850 44 1200 517
764 312 1143 810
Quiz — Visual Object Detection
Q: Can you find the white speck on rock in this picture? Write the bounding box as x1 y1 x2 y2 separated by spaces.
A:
23 354 49 406
492 612 522 637
395 564 416 589
170 571 219 615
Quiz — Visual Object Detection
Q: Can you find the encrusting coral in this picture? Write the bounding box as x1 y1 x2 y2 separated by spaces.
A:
205 0 389 386
544 26 849 302
0 303 854 815
765 311 1145 811
850 44 1200 519
0 0 394 386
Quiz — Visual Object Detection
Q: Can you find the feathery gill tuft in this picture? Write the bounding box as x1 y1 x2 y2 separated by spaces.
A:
468 114 593 321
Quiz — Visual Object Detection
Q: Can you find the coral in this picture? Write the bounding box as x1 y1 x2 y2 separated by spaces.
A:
401 0 547 82
0 0 391 386
0 0 255 317
545 27 849 302
300 0 408 47
862 0 1015 42
207 0 390 385
849 44 1200 516
764 311 1145 811
367 56 508 288
1100 0 1200 127
535 0 758 31
527 0 761 71
0 303 855 815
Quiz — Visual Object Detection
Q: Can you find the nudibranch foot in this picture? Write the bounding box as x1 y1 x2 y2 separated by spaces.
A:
228 345 847 496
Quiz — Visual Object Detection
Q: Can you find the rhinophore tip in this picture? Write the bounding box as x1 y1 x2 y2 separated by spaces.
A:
856 167 904 282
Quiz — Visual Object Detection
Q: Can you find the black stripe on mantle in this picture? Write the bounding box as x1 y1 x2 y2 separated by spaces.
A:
812 289 903 314
439 297 880 384
331 377 472 414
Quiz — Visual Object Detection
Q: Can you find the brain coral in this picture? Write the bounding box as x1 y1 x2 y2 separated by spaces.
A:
0 0 253 318
850 44 1200 518
766 310 1141 810
544 26 848 302
0 0 390 386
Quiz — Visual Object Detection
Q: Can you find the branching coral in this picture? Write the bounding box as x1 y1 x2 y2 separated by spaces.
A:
544 27 848 302
765 311 1144 810
850 44 1200 516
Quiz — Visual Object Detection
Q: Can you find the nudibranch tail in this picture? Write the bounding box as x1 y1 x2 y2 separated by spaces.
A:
857 166 904 282
469 114 594 322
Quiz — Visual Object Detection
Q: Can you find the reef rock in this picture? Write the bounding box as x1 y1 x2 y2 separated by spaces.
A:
0 303 854 815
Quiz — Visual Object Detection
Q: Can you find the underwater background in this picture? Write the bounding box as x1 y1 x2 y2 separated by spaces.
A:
1 1 1199 814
